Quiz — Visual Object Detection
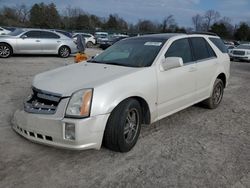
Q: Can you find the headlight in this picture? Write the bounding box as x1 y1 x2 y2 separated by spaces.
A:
65 89 93 118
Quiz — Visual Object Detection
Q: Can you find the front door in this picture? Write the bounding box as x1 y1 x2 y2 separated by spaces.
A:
157 38 196 119
16 31 42 54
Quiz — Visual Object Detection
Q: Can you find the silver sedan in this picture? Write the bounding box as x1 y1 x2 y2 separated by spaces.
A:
0 29 78 58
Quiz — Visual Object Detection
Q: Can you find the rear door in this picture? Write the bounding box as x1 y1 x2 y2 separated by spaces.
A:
16 31 42 54
40 31 61 54
189 37 218 100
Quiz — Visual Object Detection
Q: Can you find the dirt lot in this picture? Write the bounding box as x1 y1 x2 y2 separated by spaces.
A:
0 50 249 188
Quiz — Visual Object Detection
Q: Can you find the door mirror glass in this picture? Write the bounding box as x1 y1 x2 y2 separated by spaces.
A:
161 57 183 71
21 35 27 39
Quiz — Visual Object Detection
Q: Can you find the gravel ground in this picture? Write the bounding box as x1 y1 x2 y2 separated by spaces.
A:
0 50 249 188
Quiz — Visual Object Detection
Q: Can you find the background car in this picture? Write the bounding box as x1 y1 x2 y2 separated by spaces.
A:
94 32 109 44
99 34 129 50
73 33 96 48
0 27 11 35
225 44 235 55
229 44 250 62
0 28 77 58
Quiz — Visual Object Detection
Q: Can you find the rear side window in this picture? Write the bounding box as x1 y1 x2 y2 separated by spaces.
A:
24 31 41 38
165 38 193 64
209 37 227 53
40 31 60 39
190 37 216 61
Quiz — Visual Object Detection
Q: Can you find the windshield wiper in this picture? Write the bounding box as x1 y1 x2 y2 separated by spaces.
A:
87 60 103 64
103 62 131 67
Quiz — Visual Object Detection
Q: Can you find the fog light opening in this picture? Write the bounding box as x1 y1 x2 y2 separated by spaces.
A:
65 123 75 141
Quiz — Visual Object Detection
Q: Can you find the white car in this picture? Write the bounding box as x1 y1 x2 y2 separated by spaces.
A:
229 44 250 62
13 33 230 152
94 32 109 44
0 27 11 35
73 33 96 48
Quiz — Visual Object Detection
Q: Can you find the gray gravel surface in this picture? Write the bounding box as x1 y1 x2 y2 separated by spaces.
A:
0 51 249 188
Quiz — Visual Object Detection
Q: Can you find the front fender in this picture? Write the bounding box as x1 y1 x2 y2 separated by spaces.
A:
90 67 158 121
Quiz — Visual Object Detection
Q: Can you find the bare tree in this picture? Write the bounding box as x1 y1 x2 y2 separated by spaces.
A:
192 14 203 31
203 10 220 31
15 4 29 23
162 15 176 32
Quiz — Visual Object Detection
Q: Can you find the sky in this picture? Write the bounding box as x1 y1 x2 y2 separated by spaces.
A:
1 0 250 27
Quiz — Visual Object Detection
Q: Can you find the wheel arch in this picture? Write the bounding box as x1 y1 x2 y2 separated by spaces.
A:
0 42 13 53
217 73 226 88
109 96 151 125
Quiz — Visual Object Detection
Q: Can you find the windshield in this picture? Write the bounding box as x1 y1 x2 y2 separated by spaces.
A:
89 38 165 67
8 29 24 36
237 45 250 50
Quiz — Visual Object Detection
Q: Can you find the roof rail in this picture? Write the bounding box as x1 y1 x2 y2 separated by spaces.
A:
188 32 218 36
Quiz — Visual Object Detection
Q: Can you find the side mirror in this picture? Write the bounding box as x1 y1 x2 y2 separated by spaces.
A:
161 57 183 71
21 35 27 39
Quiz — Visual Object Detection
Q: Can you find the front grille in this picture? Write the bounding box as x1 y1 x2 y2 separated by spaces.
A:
24 87 62 114
233 50 245 55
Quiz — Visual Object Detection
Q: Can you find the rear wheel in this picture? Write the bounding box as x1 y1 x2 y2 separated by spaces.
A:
202 79 224 109
0 43 12 58
58 46 70 58
103 99 142 152
86 41 94 48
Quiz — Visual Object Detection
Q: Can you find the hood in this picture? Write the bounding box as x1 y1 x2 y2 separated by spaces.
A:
33 62 141 96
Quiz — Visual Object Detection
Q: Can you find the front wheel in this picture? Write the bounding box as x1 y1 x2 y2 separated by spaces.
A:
0 43 12 58
58 46 70 58
103 99 142 152
202 79 224 109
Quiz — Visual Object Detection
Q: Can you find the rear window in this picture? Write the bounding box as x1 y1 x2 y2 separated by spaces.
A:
40 31 60 39
190 37 216 61
209 37 227 53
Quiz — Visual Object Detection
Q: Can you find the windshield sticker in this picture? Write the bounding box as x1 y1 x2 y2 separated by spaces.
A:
144 42 162 46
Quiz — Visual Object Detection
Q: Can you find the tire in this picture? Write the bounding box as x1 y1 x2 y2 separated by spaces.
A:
103 99 142 152
86 41 94 48
202 79 224 109
0 43 12 58
58 46 70 58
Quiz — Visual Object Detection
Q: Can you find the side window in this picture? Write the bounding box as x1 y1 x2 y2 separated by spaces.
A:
165 38 193 64
83 34 90 38
24 31 41 38
209 37 228 53
40 31 60 39
190 37 216 61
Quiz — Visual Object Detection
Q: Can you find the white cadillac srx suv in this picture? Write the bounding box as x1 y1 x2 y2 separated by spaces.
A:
13 33 230 152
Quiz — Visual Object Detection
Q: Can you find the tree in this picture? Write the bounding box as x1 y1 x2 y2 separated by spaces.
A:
161 15 176 32
203 10 220 31
15 4 29 24
192 14 203 31
136 19 157 33
210 23 230 38
30 3 60 28
234 23 250 41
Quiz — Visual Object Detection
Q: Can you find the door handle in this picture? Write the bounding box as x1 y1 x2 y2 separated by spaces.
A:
57 41 61 43
36 40 40 42
189 67 197 72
